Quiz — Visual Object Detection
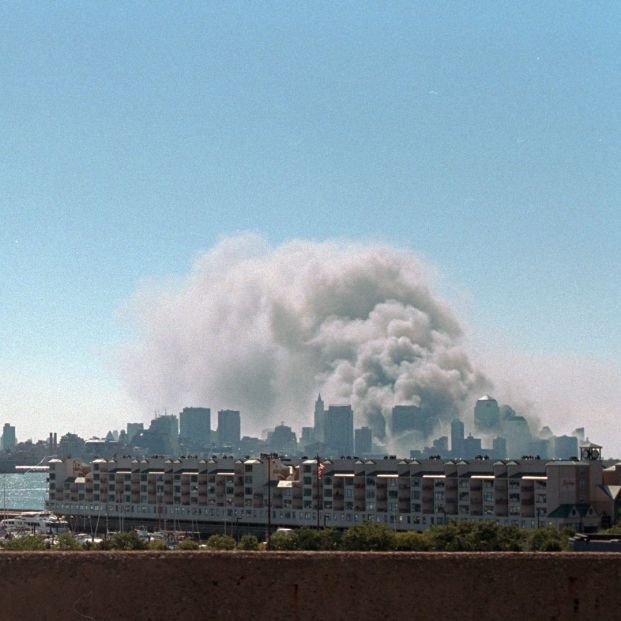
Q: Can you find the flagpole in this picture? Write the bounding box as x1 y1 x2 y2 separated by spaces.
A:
316 455 320 529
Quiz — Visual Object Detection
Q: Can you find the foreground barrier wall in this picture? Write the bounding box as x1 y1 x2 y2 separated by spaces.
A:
2 552 620 621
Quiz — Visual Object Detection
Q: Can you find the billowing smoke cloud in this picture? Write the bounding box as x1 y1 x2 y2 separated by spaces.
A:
120 233 489 446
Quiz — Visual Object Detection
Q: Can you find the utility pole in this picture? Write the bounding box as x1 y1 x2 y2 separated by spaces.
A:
263 453 272 549
316 455 321 529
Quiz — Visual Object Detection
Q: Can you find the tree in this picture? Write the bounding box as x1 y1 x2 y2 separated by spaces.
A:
108 531 147 550
2 535 47 550
56 533 83 550
528 527 567 551
238 534 259 550
206 534 236 550
177 539 199 550
394 531 430 551
340 522 397 551
268 530 297 550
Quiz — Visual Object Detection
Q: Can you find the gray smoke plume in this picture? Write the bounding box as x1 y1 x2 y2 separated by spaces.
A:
120 233 489 446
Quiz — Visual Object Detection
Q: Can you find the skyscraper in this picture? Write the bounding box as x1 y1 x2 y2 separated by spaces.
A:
355 426 372 455
149 415 179 455
391 405 435 437
313 394 325 443
324 405 354 456
391 405 420 434
450 419 464 456
474 395 500 433
217 410 241 447
180 407 211 449
126 423 144 444
1 423 16 451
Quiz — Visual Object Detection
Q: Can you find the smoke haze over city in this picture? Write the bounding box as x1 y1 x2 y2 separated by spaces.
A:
121 233 490 447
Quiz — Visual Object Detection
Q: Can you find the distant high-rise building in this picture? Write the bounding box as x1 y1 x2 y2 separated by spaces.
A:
324 405 354 456
58 433 85 458
553 435 579 460
180 407 211 449
432 436 449 454
218 410 241 447
313 394 325 443
450 419 465 456
1 423 16 451
268 424 297 455
492 436 507 459
504 415 531 457
300 427 315 448
355 426 372 455
149 414 179 455
392 405 419 434
391 405 436 438
463 434 482 458
474 395 500 433
126 423 144 444
529 438 550 459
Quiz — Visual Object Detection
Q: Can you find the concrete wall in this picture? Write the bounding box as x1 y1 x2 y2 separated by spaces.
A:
2 552 620 621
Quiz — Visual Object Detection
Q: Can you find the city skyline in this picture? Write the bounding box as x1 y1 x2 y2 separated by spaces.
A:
0 393 594 466
1 4 619 450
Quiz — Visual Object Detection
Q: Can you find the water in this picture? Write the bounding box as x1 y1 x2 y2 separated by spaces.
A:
0 472 47 510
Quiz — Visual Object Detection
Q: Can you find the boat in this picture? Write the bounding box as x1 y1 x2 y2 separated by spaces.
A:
0 511 70 535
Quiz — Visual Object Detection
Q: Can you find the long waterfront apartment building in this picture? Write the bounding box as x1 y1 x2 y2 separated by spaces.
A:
47 443 621 534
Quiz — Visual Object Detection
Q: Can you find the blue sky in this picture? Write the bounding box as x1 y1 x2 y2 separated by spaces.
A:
1 3 619 446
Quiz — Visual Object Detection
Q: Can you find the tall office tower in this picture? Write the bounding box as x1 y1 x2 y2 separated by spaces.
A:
492 436 507 459
505 415 531 457
450 419 465 456
391 405 436 438
179 407 211 449
474 395 500 433
149 414 179 455
126 423 144 443
432 436 449 454
462 434 482 458
300 427 315 448
324 405 354 456
1 423 16 451
217 410 241 447
268 424 297 455
573 427 585 443
313 394 325 443
58 433 85 458
391 405 420 434
553 435 579 460
355 426 372 455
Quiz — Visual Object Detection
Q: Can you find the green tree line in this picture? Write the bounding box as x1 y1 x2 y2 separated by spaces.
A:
0 521 572 552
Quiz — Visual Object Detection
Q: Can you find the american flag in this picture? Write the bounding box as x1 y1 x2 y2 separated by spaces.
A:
317 461 325 480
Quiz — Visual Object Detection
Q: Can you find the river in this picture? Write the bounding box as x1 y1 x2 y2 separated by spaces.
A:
0 472 47 510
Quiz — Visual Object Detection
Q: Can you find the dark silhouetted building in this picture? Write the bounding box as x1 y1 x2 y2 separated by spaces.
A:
1 424 16 451
355 426 372 455
451 419 465 456
325 405 354 456
313 394 325 443
474 395 500 433
180 407 211 449
218 410 241 447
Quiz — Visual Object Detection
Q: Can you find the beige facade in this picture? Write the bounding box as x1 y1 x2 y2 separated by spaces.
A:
47 454 617 532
